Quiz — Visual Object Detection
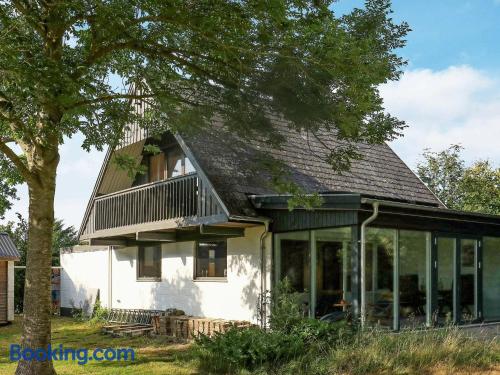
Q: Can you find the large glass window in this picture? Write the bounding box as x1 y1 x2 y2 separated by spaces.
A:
483 237 500 320
436 237 455 324
137 245 162 280
366 228 396 327
195 241 227 278
314 227 352 319
399 230 429 328
460 239 477 322
274 231 310 315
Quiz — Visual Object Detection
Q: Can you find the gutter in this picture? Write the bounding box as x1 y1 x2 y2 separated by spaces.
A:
360 202 379 328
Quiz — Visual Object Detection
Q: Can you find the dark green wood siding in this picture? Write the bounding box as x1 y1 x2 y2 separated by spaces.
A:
264 210 358 232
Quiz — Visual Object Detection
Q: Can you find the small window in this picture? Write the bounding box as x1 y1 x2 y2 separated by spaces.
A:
137 245 162 280
195 241 227 279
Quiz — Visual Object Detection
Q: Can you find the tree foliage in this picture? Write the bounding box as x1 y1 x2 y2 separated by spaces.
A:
0 1 409 373
417 145 500 215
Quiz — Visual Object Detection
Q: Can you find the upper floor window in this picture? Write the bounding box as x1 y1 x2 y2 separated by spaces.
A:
137 244 162 281
135 145 195 185
195 240 227 279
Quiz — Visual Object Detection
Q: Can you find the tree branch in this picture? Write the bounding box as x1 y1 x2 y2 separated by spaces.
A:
0 139 32 183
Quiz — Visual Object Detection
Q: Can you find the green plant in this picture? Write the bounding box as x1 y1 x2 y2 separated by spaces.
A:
195 280 354 373
89 300 109 325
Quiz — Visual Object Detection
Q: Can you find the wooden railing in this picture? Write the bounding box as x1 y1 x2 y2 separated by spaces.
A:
88 173 223 232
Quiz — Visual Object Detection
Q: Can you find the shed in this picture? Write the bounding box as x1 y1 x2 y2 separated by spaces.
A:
0 233 20 324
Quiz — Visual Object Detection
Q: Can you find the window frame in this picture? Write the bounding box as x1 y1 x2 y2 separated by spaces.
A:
193 240 228 282
136 244 162 282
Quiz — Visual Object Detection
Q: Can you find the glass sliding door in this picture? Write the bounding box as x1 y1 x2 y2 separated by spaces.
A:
399 230 430 328
459 239 478 322
365 228 396 327
436 237 455 324
434 235 480 325
274 231 310 315
313 227 352 319
483 237 500 321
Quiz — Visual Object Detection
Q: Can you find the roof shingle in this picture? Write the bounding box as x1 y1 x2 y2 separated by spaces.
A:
182 117 442 216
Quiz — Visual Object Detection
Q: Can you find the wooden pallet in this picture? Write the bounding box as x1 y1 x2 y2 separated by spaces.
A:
101 309 161 337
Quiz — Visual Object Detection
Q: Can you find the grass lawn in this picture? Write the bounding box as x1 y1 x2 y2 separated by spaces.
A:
0 317 198 375
0 317 498 375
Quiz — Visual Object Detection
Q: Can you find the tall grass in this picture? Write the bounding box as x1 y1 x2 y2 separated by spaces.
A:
195 280 499 374
274 326 499 375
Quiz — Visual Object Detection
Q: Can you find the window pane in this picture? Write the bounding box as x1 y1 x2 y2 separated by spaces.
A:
167 148 184 178
484 237 500 320
196 241 227 278
366 228 396 327
314 227 352 318
437 237 455 324
275 232 310 315
460 239 477 322
399 230 429 328
138 245 161 279
185 157 195 174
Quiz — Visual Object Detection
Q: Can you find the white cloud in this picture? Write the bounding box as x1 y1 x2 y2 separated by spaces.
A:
382 65 500 168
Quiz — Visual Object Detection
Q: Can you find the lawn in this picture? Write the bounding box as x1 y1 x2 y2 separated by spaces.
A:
0 317 198 375
0 317 498 375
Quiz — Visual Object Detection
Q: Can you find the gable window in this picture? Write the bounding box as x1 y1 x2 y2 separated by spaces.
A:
166 147 195 178
195 241 227 279
137 245 162 280
149 152 166 182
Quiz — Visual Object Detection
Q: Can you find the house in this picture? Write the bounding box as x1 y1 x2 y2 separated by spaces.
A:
0 233 20 324
61 115 500 330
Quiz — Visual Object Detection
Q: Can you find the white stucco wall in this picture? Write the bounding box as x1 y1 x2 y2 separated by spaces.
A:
61 226 271 323
8 261 14 321
112 226 271 323
60 246 109 314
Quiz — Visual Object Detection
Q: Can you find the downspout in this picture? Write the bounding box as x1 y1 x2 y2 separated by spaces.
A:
108 246 113 309
228 215 271 328
360 202 379 328
259 220 271 328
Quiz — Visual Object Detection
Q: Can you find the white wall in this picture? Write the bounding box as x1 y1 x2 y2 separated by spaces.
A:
8 261 14 321
112 226 271 323
60 246 109 315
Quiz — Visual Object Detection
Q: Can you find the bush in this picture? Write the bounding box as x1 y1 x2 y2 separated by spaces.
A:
195 279 354 374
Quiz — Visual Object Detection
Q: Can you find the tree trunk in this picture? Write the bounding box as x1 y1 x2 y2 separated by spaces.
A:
16 147 59 375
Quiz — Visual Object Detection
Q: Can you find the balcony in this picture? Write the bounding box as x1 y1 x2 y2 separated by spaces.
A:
81 173 225 238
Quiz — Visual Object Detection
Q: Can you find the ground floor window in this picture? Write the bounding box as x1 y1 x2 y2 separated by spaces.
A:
399 231 430 328
484 237 500 320
365 228 396 327
275 227 499 328
137 245 162 280
195 240 227 278
314 227 352 319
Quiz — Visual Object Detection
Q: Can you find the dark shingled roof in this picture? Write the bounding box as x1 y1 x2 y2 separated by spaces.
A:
182 117 442 216
0 233 21 260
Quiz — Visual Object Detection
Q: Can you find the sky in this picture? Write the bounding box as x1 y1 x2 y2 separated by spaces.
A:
2 0 500 230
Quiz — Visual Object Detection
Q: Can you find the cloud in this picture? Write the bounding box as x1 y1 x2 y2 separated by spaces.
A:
382 65 500 168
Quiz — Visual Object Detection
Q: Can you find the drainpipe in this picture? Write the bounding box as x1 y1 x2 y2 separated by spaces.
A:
228 215 271 328
108 246 113 309
259 220 271 328
360 202 379 328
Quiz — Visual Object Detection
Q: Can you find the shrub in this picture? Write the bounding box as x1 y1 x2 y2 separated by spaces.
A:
194 279 354 373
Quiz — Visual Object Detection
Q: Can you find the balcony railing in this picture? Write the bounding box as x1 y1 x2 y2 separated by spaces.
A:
83 173 223 235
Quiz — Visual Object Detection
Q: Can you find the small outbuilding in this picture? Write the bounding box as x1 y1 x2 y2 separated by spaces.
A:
0 233 20 324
